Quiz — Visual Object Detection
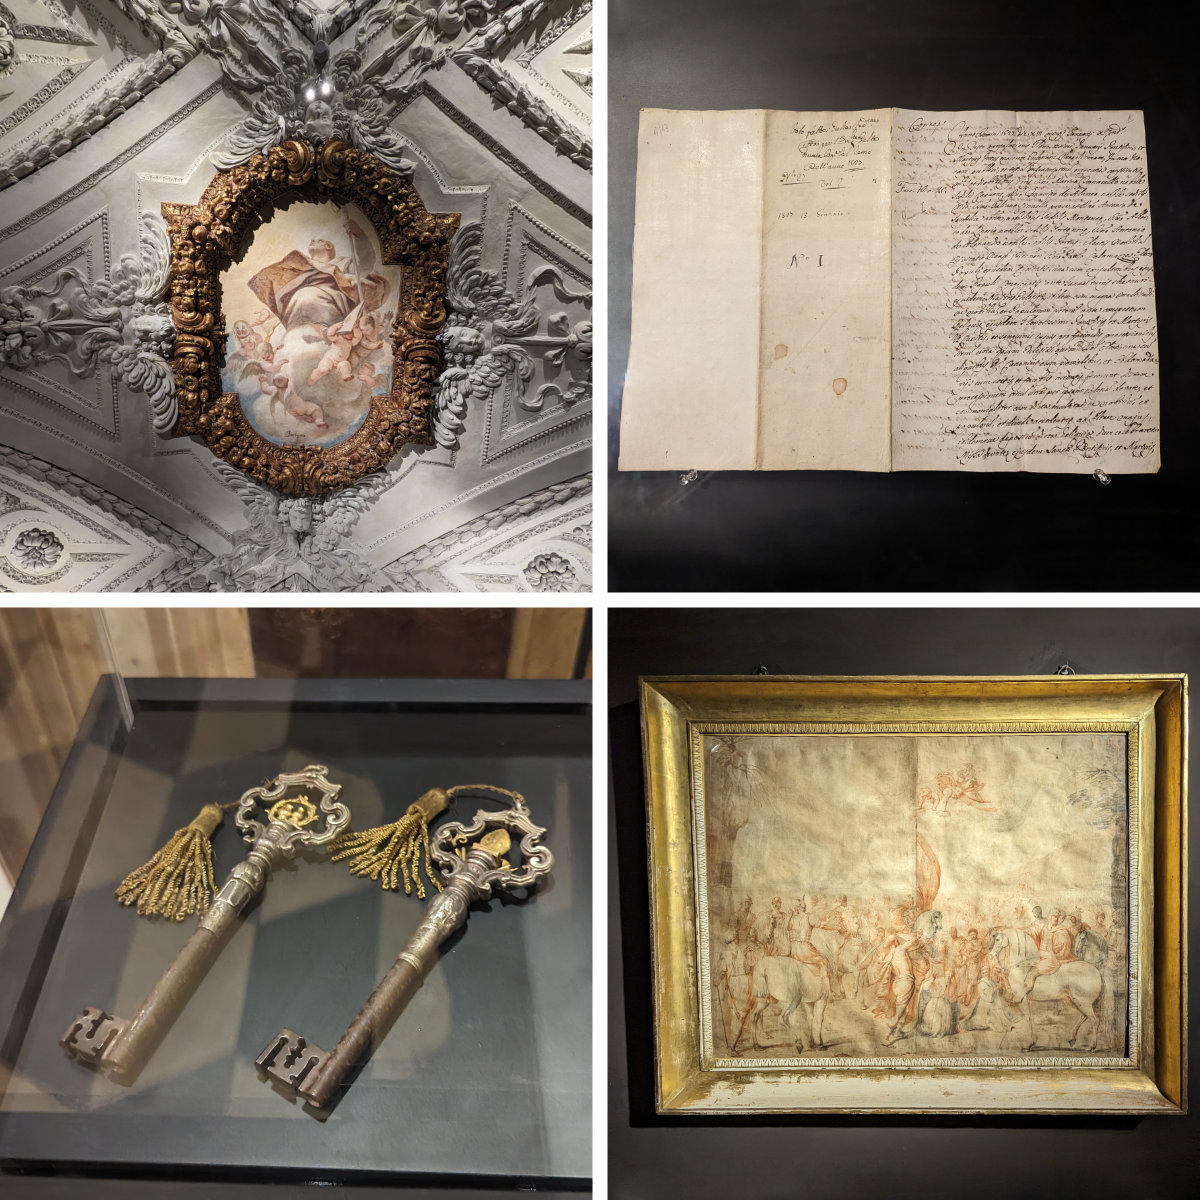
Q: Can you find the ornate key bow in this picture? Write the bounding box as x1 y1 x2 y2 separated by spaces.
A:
256 791 552 1110
60 766 350 1083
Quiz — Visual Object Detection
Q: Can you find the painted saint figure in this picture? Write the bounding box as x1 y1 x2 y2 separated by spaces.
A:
249 227 372 332
221 202 402 448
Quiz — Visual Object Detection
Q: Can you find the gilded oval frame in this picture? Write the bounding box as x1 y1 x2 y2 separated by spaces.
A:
162 140 459 494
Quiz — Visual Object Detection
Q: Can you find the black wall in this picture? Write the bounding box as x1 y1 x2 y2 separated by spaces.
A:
609 608 1199 1199
608 0 1200 591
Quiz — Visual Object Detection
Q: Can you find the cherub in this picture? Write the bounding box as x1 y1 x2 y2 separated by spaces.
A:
231 319 257 356
307 309 364 385
352 361 383 405
285 387 329 430
260 372 328 430
238 345 290 389
351 310 388 363
258 371 290 414
250 305 280 345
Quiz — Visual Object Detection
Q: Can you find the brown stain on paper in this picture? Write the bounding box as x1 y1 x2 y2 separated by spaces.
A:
832 377 848 396
773 344 789 360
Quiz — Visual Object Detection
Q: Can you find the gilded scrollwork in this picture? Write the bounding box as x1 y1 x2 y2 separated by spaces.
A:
161 138 459 494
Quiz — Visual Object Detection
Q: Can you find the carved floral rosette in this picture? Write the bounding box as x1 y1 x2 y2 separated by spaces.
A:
162 140 459 494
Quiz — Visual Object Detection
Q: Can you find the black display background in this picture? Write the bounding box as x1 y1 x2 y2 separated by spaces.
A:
608 0 1200 591
609 608 1198 1198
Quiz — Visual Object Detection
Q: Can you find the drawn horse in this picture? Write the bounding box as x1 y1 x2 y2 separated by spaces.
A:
732 955 831 1053
1071 928 1113 1034
988 926 1099 1051
913 910 943 943
809 927 846 995
988 927 1107 1048
988 927 1039 971
1003 959 1105 1050
1073 928 1109 968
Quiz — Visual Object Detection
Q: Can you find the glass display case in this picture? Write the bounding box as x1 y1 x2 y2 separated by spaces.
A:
0 609 591 1190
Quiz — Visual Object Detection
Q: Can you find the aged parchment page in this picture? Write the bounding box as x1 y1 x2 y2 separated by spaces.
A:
756 110 891 470
619 109 765 470
703 731 1129 1062
891 109 1160 473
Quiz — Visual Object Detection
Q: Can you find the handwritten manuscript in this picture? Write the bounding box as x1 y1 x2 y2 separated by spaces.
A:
620 109 1159 473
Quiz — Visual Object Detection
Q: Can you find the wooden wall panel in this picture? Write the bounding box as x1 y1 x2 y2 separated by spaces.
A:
507 609 589 678
0 609 252 887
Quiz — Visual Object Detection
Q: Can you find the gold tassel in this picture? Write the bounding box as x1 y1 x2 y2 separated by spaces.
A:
115 803 224 920
330 787 450 897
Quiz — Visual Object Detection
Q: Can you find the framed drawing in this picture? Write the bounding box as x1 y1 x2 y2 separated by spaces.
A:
640 675 1187 1114
162 139 459 494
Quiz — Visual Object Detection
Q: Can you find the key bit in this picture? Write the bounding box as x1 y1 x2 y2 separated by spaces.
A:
61 766 350 1083
259 796 552 1111
256 1029 330 1091
61 1007 126 1061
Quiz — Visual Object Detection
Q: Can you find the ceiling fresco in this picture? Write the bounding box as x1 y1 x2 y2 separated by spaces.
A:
0 0 591 592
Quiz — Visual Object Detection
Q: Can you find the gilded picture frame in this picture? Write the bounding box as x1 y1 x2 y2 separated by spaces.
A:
641 675 1187 1114
162 139 459 494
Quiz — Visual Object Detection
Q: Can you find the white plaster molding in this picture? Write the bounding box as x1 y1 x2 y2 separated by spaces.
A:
451 0 590 169
385 469 590 591
0 441 209 591
1 211 176 430
171 463 397 591
0 0 593 593
0 0 193 189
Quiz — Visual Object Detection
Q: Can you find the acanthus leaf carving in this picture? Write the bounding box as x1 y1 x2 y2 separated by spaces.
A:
162 0 301 95
354 1 504 99
451 0 591 169
328 48 417 176
524 375 587 412
433 220 534 448
528 262 589 303
211 1 516 173
513 261 591 412
213 47 419 177
2 0 590 194
0 214 178 431
431 220 591 445
0 16 14 75
210 96 290 170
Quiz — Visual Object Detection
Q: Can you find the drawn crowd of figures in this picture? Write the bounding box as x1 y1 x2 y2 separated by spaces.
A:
221 204 400 448
713 892 1120 1059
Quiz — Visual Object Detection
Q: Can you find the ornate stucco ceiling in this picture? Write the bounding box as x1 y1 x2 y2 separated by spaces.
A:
0 0 591 591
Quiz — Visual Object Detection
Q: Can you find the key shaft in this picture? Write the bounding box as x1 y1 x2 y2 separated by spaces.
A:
298 844 490 1108
97 835 287 1080
62 767 349 1083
